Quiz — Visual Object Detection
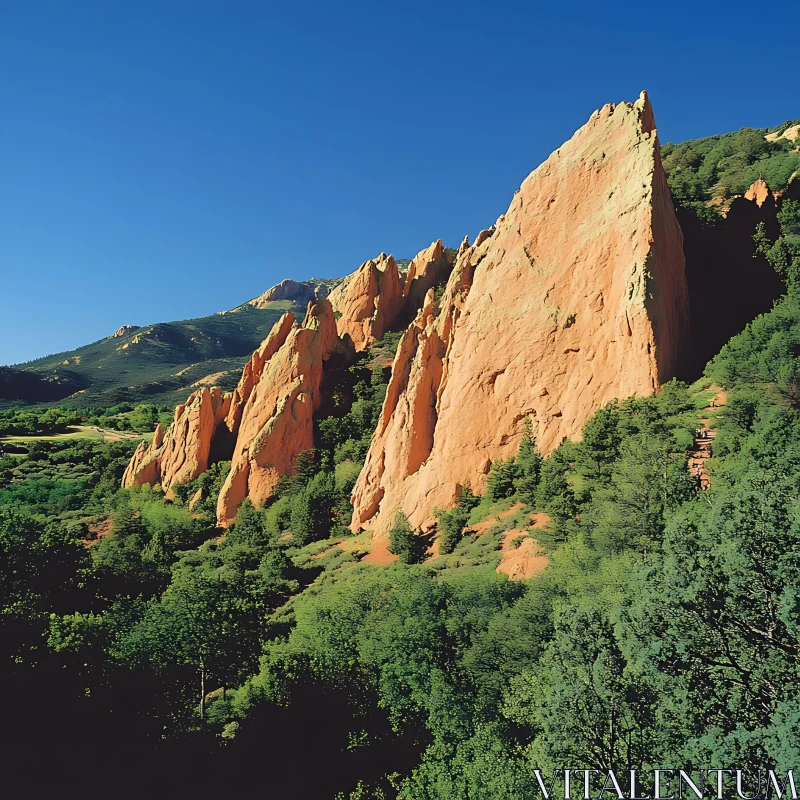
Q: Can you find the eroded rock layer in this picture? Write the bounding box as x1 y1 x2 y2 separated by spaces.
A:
351 91 690 537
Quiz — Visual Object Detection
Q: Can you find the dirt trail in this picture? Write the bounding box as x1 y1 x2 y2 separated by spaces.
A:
689 388 727 490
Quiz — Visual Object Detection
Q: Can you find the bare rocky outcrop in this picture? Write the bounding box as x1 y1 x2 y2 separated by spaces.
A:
112 325 139 337
121 387 231 496
765 123 800 143
249 279 319 308
351 91 690 539
328 253 405 350
215 298 341 526
744 178 775 209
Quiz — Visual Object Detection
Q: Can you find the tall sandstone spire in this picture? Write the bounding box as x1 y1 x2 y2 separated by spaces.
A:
350 91 690 538
328 253 405 351
216 299 340 526
122 300 341 526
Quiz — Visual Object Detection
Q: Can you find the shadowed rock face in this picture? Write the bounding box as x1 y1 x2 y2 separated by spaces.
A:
677 179 786 378
351 91 690 539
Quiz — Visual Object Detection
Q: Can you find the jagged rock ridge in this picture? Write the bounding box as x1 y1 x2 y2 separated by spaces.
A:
124 93 698 542
216 300 342 526
327 253 405 351
122 301 342 526
351 91 690 538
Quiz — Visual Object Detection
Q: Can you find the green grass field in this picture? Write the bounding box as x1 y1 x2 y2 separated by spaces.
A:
0 425 148 444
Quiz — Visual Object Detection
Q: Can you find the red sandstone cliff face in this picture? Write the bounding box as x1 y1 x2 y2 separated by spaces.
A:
351 91 689 538
121 386 231 496
215 299 340 526
224 312 296 436
328 253 405 350
121 302 339 524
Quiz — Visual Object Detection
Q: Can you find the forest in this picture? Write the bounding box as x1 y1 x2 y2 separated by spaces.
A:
662 120 800 201
3 186 800 799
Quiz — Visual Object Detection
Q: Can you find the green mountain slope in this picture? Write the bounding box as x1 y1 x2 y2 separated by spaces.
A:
8 302 301 407
662 117 800 201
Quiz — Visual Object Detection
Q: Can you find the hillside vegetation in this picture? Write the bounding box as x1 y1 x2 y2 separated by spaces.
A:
7 303 300 407
5 271 800 795
662 118 800 201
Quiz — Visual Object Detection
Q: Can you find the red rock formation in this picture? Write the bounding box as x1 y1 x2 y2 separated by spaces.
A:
328 253 404 350
744 178 774 208
403 240 452 312
216 298 340 526
121 386 231 497
122 302 341 522
223 312 296 436
351 91 689 539
120 314 295 496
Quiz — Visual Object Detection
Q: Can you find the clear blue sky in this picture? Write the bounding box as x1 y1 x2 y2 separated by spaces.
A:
1 0 797 365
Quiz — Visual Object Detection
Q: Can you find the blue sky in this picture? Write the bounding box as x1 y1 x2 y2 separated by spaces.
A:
1 0 797 365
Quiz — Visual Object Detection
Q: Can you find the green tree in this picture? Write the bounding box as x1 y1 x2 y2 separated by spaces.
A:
485 459 519 502
577 403 621 481
514 418 543 503
388 511 427 564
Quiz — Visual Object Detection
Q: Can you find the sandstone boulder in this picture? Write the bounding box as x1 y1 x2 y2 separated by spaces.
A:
351 91 689 539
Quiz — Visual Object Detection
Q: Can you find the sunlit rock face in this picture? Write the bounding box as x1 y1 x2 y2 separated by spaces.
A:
351 92 689 540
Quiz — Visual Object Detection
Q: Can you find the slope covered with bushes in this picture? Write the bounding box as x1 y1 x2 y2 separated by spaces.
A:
662 119 800 201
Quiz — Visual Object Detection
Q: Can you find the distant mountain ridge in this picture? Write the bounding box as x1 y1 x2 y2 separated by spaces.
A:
5 303 301 407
